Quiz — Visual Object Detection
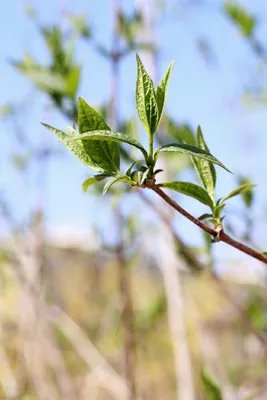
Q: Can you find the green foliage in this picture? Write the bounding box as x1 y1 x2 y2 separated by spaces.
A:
82 175 108 192
245 293 267 332
159 181 213 208
136 54 159 137
41 123 104 172
78 98 120 172
44 53 255 219
11 19 89 113
102 175 132 195
0 104 13 117
217 184 256 206
238 176 255 207
68 129 148 160
224 2 256 38
117 11 142 46
164 116 196 145
155 61 174 127
135 55 174 139
155 142 230 172
201 369 223 400
193 126 216 202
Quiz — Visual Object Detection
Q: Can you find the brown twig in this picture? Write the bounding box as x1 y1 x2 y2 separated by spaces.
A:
144 182 267 265
139 191 267 351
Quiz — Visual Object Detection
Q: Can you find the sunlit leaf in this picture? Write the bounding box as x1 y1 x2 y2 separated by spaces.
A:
78 97 120 172
102 175 131 195
155 61 174 128
198 213 213 221
193 126 216 201
159 181 214 207
219 183 256 205
213 203 225 219
82 175 108 192
41 123 103 172
67 130 148 160
165 117 196 145
136 54 158 136
155 143 231 173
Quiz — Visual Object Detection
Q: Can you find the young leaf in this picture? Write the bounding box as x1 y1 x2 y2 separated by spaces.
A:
78 97 120 172
67 130 148 160
126 159 144 177
155 143 231 173
165 117 196 145
136 54 159 136
102 175 132 195
41 123 103 173
213 203 225 219
159 181 214 208
198 213 213 221
224 2 256 38
238 176 254 207
194 126 216 201
219 183 256 205
155 61 174 128
201 369 223 400
82 175 108 192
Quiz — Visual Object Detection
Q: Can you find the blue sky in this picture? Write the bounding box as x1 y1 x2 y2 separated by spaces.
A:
1 0 267 264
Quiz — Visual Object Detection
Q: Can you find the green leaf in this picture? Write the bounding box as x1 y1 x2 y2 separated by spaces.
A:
155 143 231 173
213 203 225 219
67 130 148 161
82 175 108 192
165 117 196 145
155 61 174 128
126 159 144 177
159 181 214 208
102 175 131 195
0 104 13 117
224 2 256 38
194 126 216 201
198 213 213 221
219 183 256 205
66 66 80 97
201 369 223 400
78 97 120 172
238 176 254 207
12 62 66 93
41 123 103 172
262 252 267 256
136 54 159 136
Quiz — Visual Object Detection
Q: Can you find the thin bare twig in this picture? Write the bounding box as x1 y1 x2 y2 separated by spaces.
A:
145 183 267 264
139 191 267 351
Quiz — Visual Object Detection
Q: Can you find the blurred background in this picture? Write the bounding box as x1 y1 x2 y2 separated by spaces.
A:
1 0 267 399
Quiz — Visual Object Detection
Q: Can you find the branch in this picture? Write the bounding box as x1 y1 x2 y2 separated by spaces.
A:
139 191 267 351
145 182 267 265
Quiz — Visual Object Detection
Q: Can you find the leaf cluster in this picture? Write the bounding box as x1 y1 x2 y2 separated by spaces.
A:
42 54 255 225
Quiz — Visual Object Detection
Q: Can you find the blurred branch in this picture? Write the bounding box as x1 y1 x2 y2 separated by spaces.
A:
110 1 136 398
115 208 136 399
0 345 19 398
49 306 130 399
